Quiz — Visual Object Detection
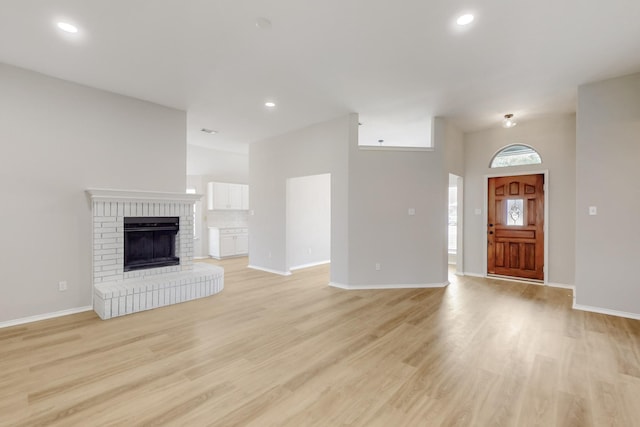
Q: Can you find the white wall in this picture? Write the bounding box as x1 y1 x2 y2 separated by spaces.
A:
346 117 448 286
249 115 350 281
575 72 640 315
463 114 576 285
187 144 248 182
444 120 465 176
0 63 186 323
250 114 451 286
286 174 331 270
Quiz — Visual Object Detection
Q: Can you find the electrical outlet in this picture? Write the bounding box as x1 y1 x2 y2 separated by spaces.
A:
308 247 312 254
58 281 67 292
375 263 381 271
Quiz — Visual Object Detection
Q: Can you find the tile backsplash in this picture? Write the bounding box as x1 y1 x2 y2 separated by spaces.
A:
207 210 249 228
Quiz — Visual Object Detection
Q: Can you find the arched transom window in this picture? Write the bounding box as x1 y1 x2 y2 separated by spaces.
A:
490 144 542 168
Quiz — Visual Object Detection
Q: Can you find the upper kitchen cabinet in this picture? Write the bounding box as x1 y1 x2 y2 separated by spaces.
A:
207 182 249 210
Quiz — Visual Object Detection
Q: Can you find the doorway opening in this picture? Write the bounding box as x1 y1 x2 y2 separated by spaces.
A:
486 172 546 282
448 174 463 275
286 173 331 272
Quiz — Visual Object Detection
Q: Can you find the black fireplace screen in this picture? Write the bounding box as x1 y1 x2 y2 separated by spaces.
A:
124 217 179 272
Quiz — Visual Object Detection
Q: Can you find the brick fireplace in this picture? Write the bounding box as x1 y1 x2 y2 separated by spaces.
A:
87 189 223 319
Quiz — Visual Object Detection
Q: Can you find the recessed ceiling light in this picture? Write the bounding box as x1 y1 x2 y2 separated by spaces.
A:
456 14 474 26
57 22 78 33
201 128 217 134
265 102 276 108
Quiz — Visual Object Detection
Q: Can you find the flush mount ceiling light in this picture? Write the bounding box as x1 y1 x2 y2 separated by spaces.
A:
502 114 517 128
57 22 78 33
265 101 276 108
201 128 217 134
456 14 474 26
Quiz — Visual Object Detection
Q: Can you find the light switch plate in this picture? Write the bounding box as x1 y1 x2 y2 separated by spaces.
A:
589 206 597 215
474 208 482 215
408 208 415 216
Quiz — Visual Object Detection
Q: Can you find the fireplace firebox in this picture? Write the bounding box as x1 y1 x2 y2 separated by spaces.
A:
124 217 179 272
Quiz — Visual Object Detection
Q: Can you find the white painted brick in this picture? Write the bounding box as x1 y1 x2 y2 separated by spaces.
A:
133 293 140 312
104 203 111 217
95 216 117 222
95 238 117 245
96 203 104 217
95 249 116 256
94 270 115 278
102 229 122 239
119 296 126 316
126 294 133 313
139 291 146 310
95 259 117 267
111 297 119 317
124 203 131 217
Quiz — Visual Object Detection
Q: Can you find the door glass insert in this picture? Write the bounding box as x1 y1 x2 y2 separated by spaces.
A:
506 199 524 226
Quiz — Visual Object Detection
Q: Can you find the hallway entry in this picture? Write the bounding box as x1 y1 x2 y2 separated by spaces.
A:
487 173 544 281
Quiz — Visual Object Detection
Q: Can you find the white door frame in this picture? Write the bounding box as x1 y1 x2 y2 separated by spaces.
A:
482 170 549 284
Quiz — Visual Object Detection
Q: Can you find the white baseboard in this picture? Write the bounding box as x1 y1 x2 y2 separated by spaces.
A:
462 272 485 278
547 282 575 290
572 302 640 321
329 281 449 290
193 256 208 260
0 306 93 329
289 260 331 271
247 265 292 276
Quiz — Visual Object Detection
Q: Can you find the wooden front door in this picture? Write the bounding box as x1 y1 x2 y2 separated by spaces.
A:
487 174 544 280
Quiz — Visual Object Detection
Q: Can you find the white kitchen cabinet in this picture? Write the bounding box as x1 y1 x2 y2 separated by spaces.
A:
241 185 249 210
207 182 249 210
209 227 249 259
235 233 249 254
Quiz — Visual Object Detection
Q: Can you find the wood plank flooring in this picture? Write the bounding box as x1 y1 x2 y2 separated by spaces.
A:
2 258 640 426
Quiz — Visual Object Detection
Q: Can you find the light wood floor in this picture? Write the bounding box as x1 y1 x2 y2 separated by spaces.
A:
2 258 640 426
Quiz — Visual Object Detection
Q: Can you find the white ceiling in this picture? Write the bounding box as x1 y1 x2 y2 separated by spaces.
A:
2 0 640 154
